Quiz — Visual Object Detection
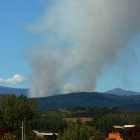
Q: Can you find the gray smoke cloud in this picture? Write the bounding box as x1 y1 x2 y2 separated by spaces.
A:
27 0 140 97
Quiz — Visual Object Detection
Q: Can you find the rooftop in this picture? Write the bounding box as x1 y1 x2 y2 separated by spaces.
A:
111 125 137 135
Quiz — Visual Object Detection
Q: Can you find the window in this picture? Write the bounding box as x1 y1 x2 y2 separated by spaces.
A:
129 132 132 136
112 130 115 134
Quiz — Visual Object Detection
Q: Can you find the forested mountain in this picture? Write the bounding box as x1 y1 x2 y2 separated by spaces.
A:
0 86 29 96
1 86 140 111
35 92 140 111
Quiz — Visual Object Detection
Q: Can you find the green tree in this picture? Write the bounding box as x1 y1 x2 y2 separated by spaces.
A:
92 114 127 132
130 115 140 129
93 130 102 140
0 94 38 138
25 131 41 140
57 120 94 140
79 124 94 140
31 111 67 133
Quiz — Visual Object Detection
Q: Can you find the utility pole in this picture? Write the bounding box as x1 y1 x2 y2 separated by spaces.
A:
24 118 26 140
22 121 24 140
21 118 26 140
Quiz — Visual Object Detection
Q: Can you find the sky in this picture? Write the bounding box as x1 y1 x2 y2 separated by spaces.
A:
0 0 140 97
0 0 45 88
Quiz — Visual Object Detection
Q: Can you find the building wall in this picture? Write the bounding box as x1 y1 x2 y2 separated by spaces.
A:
107 127 140 140
108 129 120 139
63 117 93 123
0 128 4 138
123 127 140 140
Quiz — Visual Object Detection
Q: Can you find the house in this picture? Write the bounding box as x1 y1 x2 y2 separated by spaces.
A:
106 125 140 140
33 130 58 140
37 133 58 140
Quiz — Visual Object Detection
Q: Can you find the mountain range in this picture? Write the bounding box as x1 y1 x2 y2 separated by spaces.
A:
0 86 140 97
106 88 140 96
0 86 29 97
1 86 140 111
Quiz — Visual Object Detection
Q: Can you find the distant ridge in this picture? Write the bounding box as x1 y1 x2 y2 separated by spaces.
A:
1 86 140 111
35 92 140 111
0 86 29 96
106 88 140 96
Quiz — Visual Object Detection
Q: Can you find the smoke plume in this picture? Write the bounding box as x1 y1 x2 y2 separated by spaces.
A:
27 0 140 97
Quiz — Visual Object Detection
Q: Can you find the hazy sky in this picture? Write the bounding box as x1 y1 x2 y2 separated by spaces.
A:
0 0 140 97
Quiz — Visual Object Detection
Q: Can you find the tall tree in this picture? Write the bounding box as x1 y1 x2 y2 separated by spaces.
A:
130 115 140 129
0 94 38 136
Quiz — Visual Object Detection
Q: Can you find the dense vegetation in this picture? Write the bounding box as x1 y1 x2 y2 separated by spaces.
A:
31 106 140 132
35 92 140 110
57 120 95 140
0 94 39 140
31 111 67 133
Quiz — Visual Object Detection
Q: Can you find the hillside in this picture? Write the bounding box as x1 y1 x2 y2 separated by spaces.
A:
35 92 140 111
0 86 29 97
1 86 140 111
59 106 140 119
106 88 140 96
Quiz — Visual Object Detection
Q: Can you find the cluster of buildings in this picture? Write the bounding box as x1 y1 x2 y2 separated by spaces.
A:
106 125 140 140
0 125 140 140
33 125 140 140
